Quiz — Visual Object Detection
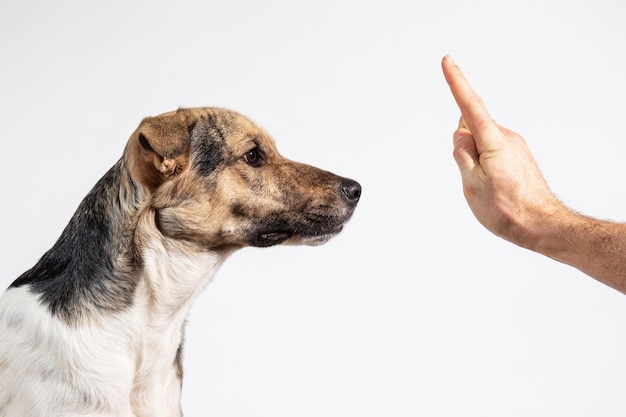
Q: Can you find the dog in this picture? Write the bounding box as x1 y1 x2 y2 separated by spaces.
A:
0 108 361 417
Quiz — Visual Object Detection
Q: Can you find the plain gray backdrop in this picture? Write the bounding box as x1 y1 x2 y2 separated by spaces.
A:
1 0 626 415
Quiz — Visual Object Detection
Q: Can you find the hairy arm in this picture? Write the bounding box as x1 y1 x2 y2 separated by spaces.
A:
536 212 626 293
441 55 626 294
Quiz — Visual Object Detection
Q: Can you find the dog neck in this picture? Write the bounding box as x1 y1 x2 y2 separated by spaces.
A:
134 210 229 317
128 212 230 415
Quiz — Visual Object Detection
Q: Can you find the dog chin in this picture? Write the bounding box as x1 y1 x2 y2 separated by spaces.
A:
297 234 335 246
286 226 344 247
252 222 346 248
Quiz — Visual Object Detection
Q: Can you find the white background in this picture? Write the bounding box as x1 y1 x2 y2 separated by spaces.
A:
1 0 626 416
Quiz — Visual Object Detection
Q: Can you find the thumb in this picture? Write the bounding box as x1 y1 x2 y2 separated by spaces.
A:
452 128 479 175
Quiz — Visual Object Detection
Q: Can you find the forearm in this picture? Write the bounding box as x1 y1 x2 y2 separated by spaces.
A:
525 207 626 294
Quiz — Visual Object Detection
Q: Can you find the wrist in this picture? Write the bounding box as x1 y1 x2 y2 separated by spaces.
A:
512 199 576 256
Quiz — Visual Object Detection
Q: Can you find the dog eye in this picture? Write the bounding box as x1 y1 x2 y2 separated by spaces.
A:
243 147 266 167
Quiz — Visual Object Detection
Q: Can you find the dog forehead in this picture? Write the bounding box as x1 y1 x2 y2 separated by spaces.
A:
192 109 276 152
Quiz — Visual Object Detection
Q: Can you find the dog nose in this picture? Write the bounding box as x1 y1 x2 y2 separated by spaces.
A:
341 179 362 204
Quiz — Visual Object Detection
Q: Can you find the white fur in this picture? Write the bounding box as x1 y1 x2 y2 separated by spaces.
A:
0 235 226 417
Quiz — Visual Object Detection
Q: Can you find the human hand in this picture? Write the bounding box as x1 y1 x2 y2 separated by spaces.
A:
441 56 565 249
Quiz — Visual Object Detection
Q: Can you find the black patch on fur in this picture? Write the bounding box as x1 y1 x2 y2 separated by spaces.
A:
174 323 186 382
246 212 300 247
230 203 249 218
10 161 141 322
245 207 348 248
174 342 184 380
192 116 225 176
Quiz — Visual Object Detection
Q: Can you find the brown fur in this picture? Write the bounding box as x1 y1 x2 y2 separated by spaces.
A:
129 107 360 251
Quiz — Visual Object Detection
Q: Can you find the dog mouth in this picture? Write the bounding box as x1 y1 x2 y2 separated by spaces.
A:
256 224 345 247
259 231 294 245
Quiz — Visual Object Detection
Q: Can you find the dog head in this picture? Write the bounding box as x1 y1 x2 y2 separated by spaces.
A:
126 108 360 250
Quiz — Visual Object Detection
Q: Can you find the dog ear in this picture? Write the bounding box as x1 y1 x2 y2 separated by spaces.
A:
127 109 199 191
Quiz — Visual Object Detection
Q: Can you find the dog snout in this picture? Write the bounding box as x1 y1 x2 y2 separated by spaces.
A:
341 179 361 205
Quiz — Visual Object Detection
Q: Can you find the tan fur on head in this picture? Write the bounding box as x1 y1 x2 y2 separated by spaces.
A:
124 107 360 251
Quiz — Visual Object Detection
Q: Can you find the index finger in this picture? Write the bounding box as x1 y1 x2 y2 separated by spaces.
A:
442 56 501 150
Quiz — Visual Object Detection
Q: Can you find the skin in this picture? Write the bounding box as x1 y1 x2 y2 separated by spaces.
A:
442 55 626 295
